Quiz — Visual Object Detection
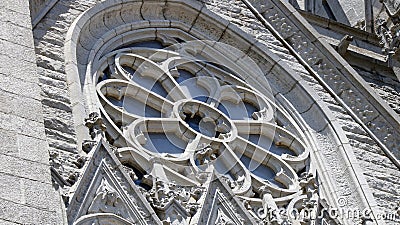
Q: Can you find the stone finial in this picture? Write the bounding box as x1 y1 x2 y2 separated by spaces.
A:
84 112 106 139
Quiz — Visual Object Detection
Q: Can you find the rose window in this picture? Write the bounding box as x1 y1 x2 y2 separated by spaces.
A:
95 40 310 214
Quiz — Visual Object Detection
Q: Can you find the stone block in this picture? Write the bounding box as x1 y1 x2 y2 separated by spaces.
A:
16 134 50 164
0 130 50 164
41 83 71 104
0 198 59 225
0 21 33 48
164 2 200 29
0 55 38 81
0 8 31 29
0 173 23 203
0 39 36 64
0 128 17 155
0 173 59 210
0 154 51 183
0 0 30 16
141 1 165 21
0 91 13 115
0 75 42 101
23 179 60 210
120 2 143 25
11 96 44 122
300 103 330 132
282 83 316 114
36 55 65 74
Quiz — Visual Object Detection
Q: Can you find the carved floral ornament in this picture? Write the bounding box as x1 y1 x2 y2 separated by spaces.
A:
62 0 380 224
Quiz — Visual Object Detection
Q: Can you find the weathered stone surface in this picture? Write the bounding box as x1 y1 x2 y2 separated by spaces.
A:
0 0 63 223
355 66 400 115
0 0 396 224
203 1 399 224
0 198 61 224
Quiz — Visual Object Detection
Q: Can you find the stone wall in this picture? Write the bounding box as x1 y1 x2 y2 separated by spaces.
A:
355 67 400 115
27 0 400 224
33 0 99 181
299 6 400 218
203 0 399 224
0 0 63 224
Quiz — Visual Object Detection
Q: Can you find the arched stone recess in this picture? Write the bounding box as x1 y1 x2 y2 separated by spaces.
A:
64 0 380 224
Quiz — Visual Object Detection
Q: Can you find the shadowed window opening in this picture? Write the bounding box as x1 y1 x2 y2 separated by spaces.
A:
121 40 164 49
143 133 186 155
175 69 194 84
98 66 111 83
122 164 152 191
247 134 295 156
184 113 218 138
217 100 258 120
240 155 285 188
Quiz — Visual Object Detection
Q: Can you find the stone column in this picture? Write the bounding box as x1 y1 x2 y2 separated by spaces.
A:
364 0 373 32
0 0 64 224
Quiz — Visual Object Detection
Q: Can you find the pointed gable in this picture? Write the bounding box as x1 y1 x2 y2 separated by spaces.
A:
67 140 161 225
196 174 257 225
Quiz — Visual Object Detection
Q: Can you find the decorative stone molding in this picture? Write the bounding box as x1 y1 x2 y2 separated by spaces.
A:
197 175 257 224
245 0 400 166
143 180 203 223
67 139 161 225
63 0 385 224
87 178 129 216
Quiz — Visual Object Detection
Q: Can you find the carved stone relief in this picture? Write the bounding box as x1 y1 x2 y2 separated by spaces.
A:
62 0 384 224
66 140 160 225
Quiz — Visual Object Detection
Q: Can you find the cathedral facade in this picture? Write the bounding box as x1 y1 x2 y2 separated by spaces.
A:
0 0 399 224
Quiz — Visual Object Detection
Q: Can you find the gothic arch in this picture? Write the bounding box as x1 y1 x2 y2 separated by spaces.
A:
64 0 380 224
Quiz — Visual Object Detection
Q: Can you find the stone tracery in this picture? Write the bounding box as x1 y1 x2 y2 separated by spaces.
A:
62 0 381 224
93 38 316 223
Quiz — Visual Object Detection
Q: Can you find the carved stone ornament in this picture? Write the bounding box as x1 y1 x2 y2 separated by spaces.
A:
87 178 129 216
215 209 235 225
84 112 106 139
143 179 203 224
381 0 400 17
67 139 161 225
376 0 400 56
376 1 400 80
62 0 382 223
375 18 400 55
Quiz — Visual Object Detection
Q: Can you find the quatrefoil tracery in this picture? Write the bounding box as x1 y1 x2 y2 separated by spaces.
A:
96 43 310 202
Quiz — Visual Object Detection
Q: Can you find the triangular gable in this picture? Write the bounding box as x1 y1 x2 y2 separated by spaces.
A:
67 139 161 225
196 174 257 225
156 198 191 224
